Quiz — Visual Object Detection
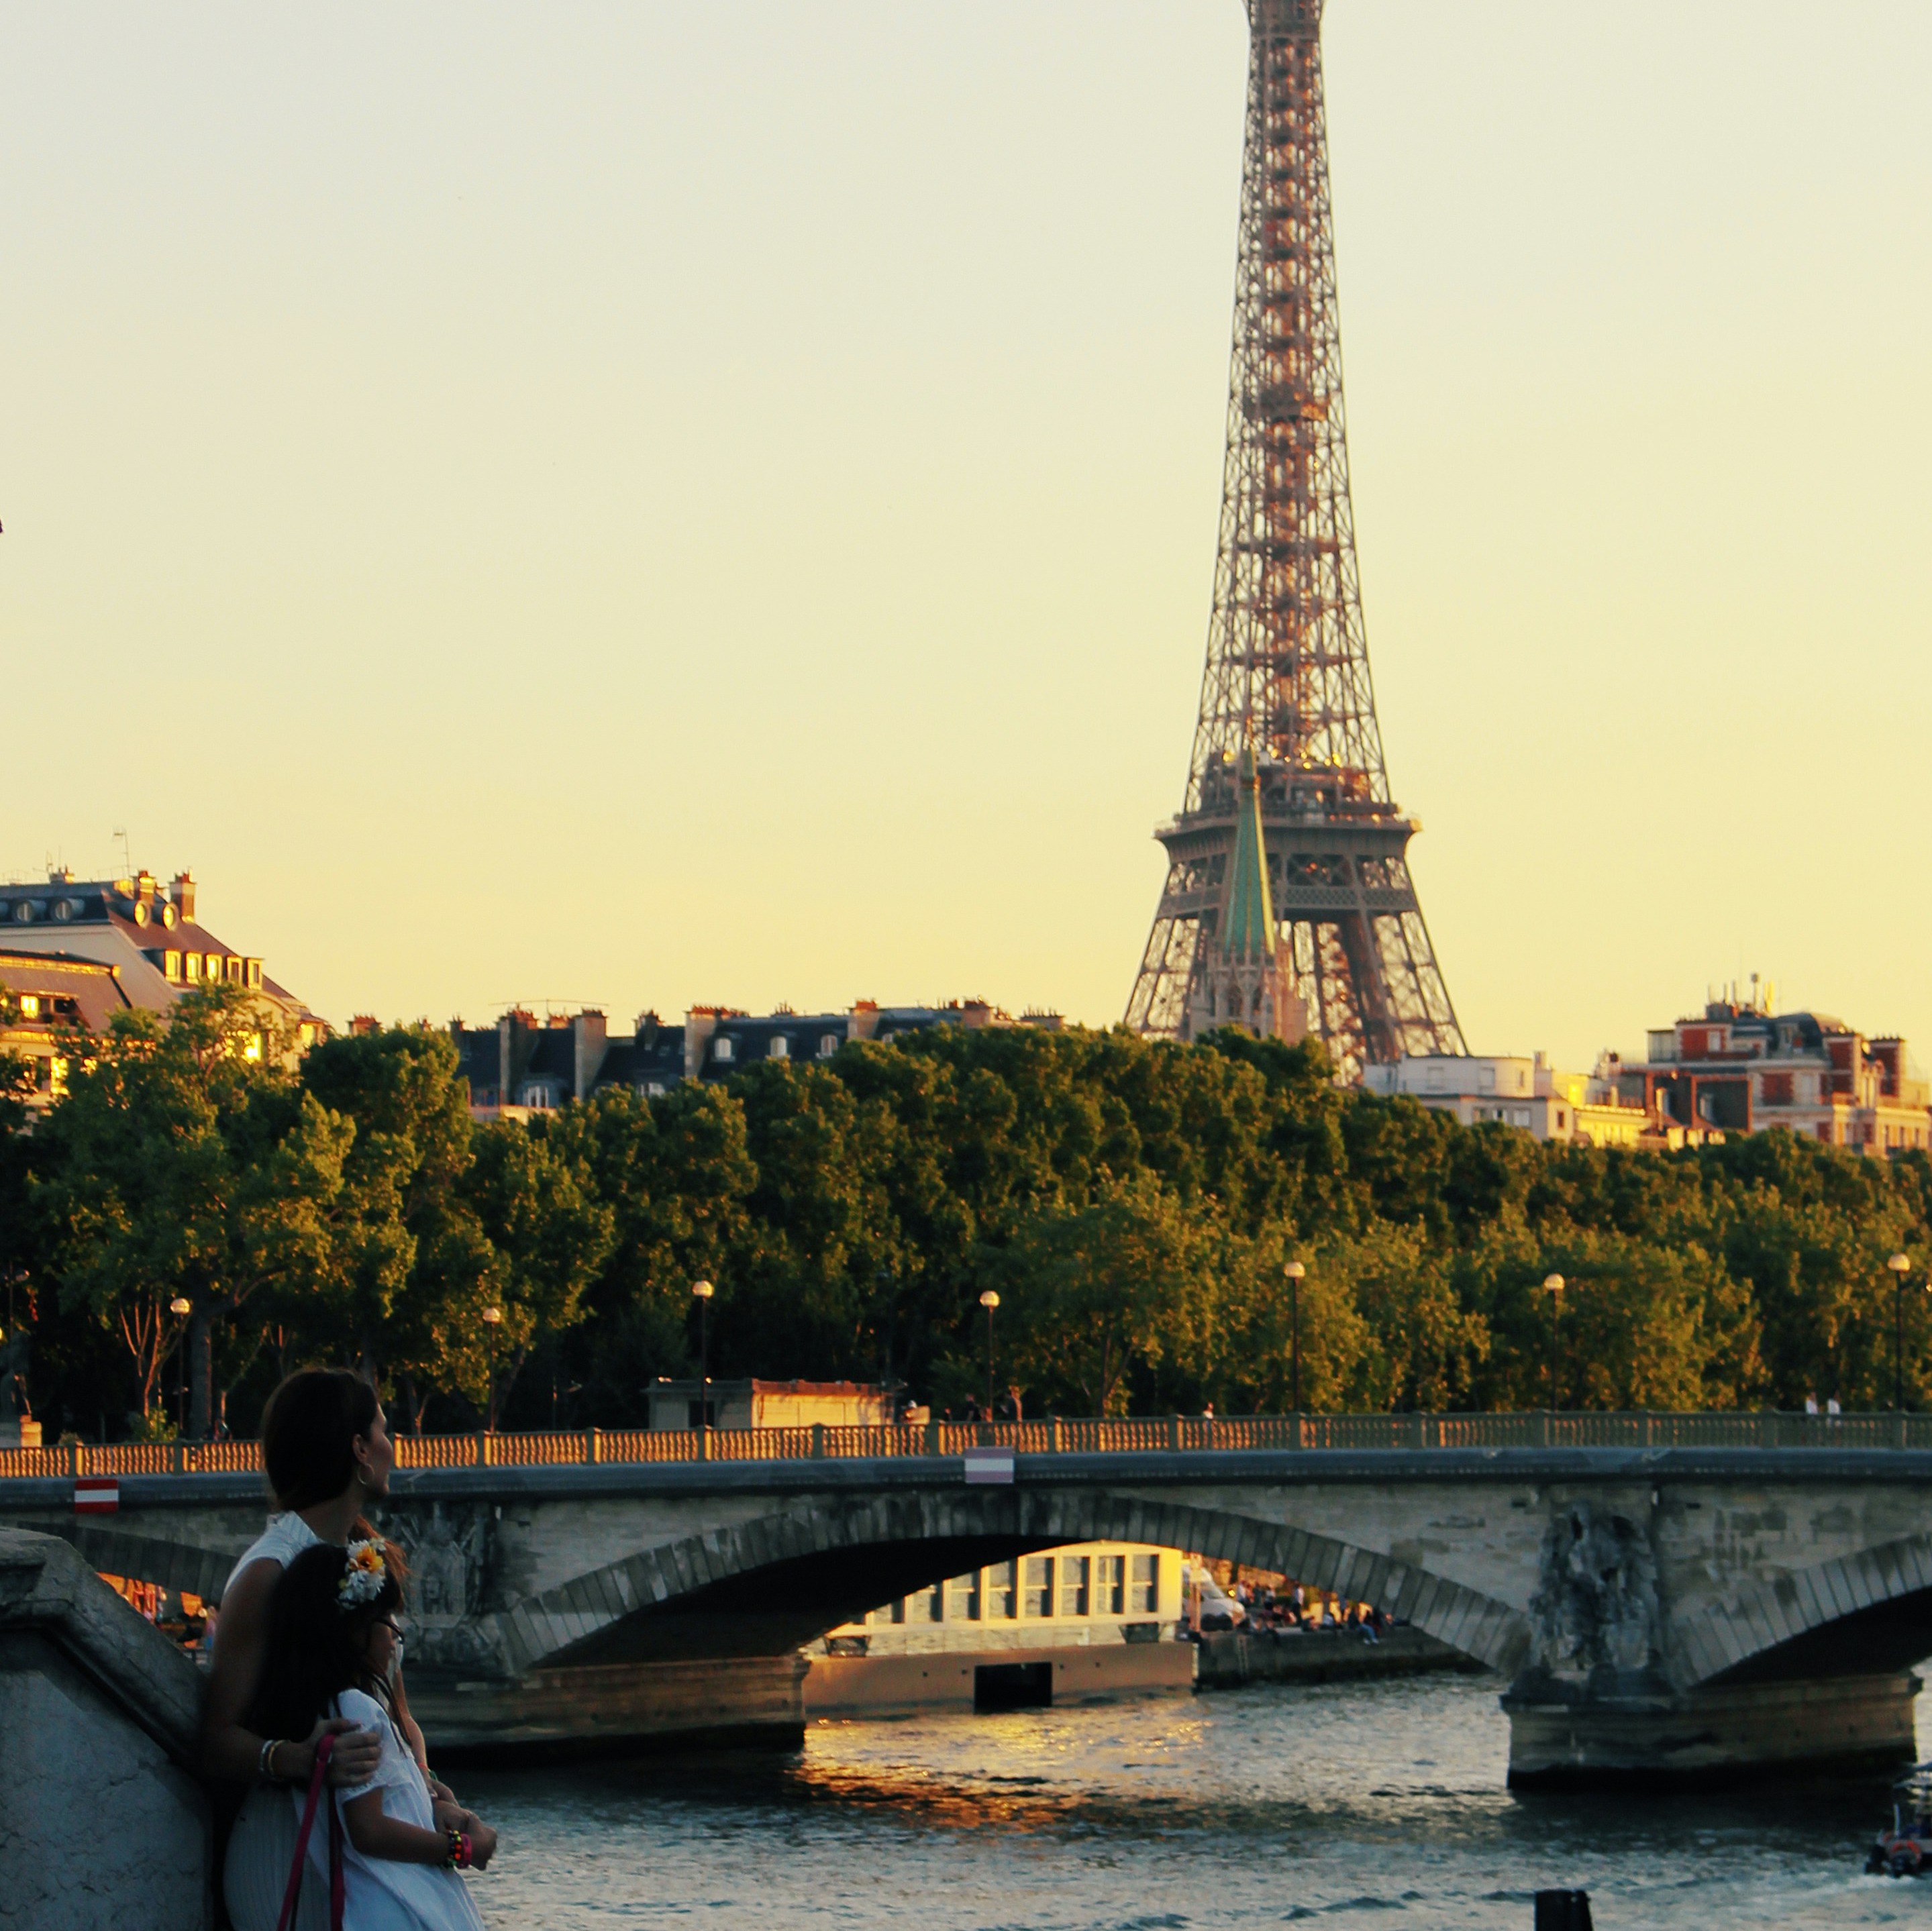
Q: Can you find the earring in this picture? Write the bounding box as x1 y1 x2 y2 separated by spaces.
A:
356 1466 372 1489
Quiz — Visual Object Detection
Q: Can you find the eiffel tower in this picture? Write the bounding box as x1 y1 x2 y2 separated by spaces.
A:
1124 0 1465 1082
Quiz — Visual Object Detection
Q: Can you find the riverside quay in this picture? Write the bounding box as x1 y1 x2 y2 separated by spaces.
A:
5 1412 1932 1788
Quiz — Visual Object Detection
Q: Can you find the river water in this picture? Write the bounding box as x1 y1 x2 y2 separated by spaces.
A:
455 1673 1925 1931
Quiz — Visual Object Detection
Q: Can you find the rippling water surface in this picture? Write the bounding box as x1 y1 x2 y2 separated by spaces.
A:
454 1673 1927 1931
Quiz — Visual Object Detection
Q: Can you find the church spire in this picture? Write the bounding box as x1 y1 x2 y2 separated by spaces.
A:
1220 741 1276 961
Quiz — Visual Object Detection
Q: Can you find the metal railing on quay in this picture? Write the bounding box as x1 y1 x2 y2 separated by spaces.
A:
5 1410 1931 1481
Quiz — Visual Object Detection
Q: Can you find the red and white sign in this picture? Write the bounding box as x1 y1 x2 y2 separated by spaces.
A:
74 1478 119 1515
962 1447 1015 1487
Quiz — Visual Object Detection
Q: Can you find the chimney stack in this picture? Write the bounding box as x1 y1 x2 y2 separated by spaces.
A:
172 872 196 921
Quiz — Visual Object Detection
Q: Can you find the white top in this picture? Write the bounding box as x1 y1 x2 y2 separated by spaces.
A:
299 1688 485 1931
225 1510 326 1600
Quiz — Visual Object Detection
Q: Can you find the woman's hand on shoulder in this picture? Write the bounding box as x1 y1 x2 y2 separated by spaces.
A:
307 1713 383 1787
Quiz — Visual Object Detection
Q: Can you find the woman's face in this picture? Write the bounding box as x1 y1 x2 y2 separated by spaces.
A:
354 1405 396 1500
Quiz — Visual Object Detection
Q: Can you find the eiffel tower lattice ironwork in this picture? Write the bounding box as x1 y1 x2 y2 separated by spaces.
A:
1124 0 1466 1080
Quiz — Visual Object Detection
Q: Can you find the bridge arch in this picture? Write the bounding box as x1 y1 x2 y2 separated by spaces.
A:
487 1483 1532 1679
1682 1530 1932 1689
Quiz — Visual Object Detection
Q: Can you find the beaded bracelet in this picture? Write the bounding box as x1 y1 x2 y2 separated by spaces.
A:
441 1828 473 1871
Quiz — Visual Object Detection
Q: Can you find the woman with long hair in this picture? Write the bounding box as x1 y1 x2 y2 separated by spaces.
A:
250 1541 494 1928
202 1369 466 1930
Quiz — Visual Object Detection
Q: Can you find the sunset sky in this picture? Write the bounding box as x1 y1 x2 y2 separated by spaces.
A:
4 3 1929 1070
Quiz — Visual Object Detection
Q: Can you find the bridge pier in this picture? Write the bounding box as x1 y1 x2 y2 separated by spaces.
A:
1503 1671 1920 1789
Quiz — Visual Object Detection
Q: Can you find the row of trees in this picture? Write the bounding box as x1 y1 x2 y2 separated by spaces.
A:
6 984 1932 1441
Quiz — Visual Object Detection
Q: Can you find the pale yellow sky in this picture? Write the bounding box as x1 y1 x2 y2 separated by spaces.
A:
3 3 1929 1069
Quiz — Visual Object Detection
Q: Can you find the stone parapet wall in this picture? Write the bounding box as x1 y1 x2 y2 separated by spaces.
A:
0 1527 210 1930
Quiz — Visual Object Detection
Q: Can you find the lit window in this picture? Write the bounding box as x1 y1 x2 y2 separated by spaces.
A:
184 954 202 983
244 1033 263 1063
769 1035 789 1059
713 1037 734 1062
18 995 40 1019
162 952 182 983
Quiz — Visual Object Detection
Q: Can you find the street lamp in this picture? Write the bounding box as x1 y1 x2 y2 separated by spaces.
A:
170 1297 191 1437
1543 1275 1565 1413
480 1305 503 1431
691 1282 715 1436
1889 1253 1913 1412
1283 1261 1306 1414
978 1290 1000 1418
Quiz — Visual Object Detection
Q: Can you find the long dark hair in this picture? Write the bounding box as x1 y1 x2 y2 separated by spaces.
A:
248 1543 401 1744
262 1369 380 1510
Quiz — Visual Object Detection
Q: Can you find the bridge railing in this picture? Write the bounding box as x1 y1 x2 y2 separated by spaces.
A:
4 1409 1931 1480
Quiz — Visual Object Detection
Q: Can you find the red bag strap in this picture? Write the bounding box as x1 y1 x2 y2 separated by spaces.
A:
274 1732 339 1931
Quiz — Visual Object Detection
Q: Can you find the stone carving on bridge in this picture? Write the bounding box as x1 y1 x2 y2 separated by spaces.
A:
387 1502 507 1678
1523 1500 1664 1702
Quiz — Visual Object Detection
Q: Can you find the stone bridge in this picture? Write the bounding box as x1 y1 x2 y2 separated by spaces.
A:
5 1445 1931 1788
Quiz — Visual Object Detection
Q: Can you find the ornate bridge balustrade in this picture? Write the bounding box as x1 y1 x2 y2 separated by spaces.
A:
4 1429 1931 1790
7 1408 1932 1480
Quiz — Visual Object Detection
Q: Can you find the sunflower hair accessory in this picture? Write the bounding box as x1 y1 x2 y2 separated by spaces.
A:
338 1538 389 1610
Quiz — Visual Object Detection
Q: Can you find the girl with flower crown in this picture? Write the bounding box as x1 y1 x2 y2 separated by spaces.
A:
252 1538 497 1930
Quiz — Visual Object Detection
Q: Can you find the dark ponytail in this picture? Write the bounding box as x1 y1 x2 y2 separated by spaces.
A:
248 1543 401 1744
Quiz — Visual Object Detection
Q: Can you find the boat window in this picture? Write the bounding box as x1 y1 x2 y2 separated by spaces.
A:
1097 1553 1125 1615
1023 1555 1054 1618
946 1572 981 1622
986 1560 1017 1620
1131 1553 1160 1614
1059 1556 1090 1618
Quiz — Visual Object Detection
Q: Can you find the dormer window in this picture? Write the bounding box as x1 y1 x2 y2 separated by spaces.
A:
246 959 262 989
769 1035 789 1059
523 1083 554 1110
163 951 183 982
713 1037 734 1062
819 1033 840 1058
17 996 40 1019
183 953 202 982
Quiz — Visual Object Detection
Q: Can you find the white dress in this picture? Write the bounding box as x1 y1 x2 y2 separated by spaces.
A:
223 1514 332 1931
298 1689 485 1931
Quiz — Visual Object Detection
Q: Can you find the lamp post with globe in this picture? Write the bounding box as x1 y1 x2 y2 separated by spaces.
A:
1543 1275 1565 1414
1283 1261 1306 1414
480 1305 503 1431
978 1290 1000 1423
692 1280 715 1457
